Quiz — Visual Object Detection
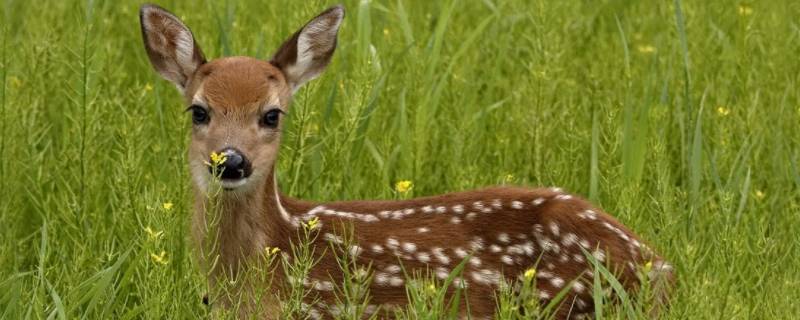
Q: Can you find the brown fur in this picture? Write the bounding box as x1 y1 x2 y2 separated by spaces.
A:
139 4 673 319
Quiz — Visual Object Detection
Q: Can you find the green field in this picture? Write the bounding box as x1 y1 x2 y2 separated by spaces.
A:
1 0 799 318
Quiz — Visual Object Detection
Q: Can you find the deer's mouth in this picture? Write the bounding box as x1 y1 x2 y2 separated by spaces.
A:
220 177 249 190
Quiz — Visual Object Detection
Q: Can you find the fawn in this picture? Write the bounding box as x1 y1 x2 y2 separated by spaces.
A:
140 4 674 319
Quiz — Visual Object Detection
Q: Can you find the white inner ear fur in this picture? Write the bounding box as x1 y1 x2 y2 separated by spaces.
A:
174 28 196 75
285 10 343 93
141 7 198 92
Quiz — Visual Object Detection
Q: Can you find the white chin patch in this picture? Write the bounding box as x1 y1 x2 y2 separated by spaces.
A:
220 178 248 190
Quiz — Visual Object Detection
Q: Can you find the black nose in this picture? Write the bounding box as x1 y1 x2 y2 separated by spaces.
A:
208 148 252 180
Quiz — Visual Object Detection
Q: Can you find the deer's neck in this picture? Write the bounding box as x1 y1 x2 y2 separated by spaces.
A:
193 169 302 274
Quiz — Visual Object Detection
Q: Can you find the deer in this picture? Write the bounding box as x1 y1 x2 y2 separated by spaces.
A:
139 3 674 319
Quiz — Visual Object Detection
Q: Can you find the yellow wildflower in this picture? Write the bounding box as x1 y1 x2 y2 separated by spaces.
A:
716 106 730 116
738 4 752 16
755 190 765 200
162 202 173 211
637 45 656 54
144 83 153 91
150 251 168 265
304 217 320 230
524 268 536 281
209 151 227 167
383 28 389 36
144 226 163 241
426 283 437 295
395 180 413 193
265 246 280 256
504 174 515 183
9 76 22 88
644 261 653 272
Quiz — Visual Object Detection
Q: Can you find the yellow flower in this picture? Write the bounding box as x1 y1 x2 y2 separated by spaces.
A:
644 261 653 272
208 151 227 167
383 28 389 36
144 226 163 241
395 180 413 193
426 283 437 294
716 106 730 116
150 251 168 265
738 4 752 16
524 268 536 281
755 190 765 200
9 76 22 88
504 174 515 183
162 202 173 211
264 246 280 256
304 217 320 231
144 83 153 91
637 45 656 54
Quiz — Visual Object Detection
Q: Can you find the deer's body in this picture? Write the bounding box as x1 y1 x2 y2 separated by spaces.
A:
140 4 673 319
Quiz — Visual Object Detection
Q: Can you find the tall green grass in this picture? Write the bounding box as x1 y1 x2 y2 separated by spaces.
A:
1 0 799 318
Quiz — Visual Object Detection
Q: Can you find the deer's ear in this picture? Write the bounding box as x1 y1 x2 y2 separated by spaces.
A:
270 5 344 93
139 4 206 91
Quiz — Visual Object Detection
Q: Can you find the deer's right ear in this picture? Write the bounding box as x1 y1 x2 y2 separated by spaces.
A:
270 5 344 93
139 4 206 91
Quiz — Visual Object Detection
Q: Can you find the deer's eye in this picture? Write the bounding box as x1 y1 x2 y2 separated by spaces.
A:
189 105 209 125
260 108 282 128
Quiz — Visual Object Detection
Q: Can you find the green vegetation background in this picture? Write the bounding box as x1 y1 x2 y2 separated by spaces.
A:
0 0 798 318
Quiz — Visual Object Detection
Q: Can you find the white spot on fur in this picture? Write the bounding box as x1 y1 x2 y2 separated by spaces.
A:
386 237 399 250
501 255 514 265
511 201 524 209
532 198 545 206
554 194 573 201
450 216 462 224
402 242 417 253
385 265 401 274
432 247 450 264
593 249 606 262
454 247 468 258
371 244 384 254
538 290 550 299
324 233 343 244
389 276 404 286
374 272 388 285
469 237 485 251
497 233 510 243
452 204 465 213
548 222 560 237
417 227 430 233
469 256 482 267
561 233 578 247
349 245 362 257
435 267 450 279
471 269 502 285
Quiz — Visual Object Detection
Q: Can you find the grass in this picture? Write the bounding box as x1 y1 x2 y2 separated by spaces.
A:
1 0 799 318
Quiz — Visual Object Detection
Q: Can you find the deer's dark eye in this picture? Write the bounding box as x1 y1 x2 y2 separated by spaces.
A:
189 105 209 125
260 108 282 128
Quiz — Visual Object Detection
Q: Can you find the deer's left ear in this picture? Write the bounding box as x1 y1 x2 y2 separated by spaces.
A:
270 5 344 93
139 4 206 92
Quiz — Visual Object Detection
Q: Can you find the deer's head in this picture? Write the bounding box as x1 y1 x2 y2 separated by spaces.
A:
139 4 343 193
